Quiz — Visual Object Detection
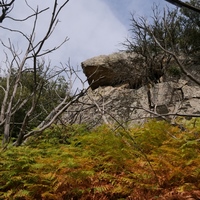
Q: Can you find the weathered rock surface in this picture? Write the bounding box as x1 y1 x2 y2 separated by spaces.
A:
64 52 200 127
81 52 163 90
64 79 200 127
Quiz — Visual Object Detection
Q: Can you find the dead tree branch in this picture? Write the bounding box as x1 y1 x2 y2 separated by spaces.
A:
0 0 15 23
165 0 200 13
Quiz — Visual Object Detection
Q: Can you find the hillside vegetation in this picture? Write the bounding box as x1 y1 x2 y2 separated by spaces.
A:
1 119 200 199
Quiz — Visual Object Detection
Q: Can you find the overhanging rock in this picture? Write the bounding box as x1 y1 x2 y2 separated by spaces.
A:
81 52 163 90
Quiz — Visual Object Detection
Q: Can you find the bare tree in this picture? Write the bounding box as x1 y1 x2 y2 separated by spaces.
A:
125 3 200 83
0 0 89 147
123 5 181 86
121 3 200 125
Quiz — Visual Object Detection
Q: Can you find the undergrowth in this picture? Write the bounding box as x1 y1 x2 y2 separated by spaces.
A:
0 119 200 199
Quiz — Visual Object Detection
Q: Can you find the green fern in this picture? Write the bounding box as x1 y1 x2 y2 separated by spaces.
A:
1 119 200 199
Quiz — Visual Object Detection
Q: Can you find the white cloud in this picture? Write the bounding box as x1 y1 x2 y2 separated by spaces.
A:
57 0 128 88
1 0 127 62
57 0 128 64
0 0 128 88
54 0 129 88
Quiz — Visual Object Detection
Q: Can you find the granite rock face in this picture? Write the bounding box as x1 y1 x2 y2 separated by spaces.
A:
63 79 200 127
81 52 163 90
63 52 200 127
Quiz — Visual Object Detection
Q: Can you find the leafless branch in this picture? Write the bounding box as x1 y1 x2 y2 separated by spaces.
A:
0 0 15 23
150 31 200 86
165 0 200 13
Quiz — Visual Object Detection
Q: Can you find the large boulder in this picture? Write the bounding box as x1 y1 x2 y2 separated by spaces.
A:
81 52 163 90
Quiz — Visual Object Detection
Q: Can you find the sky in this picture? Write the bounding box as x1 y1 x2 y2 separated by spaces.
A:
0 0 174 89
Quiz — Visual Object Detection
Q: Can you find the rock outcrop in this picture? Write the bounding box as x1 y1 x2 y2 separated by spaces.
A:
81 52 163 90
64 79 200 128
63 52 200 127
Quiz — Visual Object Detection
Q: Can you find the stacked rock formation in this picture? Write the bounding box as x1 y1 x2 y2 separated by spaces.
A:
63 52 200 127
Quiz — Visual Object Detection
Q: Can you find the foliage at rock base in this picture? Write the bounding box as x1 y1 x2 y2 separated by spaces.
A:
0 119 200 199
